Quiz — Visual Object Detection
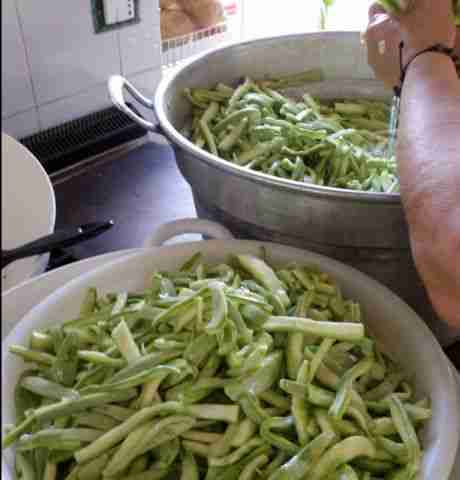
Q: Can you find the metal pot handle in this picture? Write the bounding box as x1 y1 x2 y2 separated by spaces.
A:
108 75 158 132
144 219 234 247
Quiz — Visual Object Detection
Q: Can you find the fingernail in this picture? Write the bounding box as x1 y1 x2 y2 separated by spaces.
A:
371 13 391 28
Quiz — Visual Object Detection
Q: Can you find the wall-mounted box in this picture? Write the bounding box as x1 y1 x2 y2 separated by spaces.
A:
92 0 140 33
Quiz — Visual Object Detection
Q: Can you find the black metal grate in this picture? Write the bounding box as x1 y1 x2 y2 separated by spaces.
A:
20 105 146 175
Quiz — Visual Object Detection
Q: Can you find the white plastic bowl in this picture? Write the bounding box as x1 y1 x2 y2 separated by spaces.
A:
2 222 459 479
1 133 56 292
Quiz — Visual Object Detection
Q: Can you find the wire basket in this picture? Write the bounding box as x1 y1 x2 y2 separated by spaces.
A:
161 21 232 70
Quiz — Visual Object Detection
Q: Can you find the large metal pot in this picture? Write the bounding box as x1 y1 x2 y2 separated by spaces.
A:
108 31 456 345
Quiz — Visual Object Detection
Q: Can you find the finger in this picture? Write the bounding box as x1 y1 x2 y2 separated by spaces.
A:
368 1 404 24
368 2 387 20
368 13 393 30
378 40 387 55
366 41 401 89
366 38 385 78
364 14 393 43
366 32 380 61
363 29 387 56
365 14 400 44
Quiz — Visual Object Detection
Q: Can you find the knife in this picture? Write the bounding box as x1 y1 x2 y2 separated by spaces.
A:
1 221 114 269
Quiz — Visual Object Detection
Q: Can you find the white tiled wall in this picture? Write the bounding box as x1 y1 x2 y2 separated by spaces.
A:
2 109 40 139
128 67 162 123
39 84 113 130
119 0 162 76
2 0 374 139
1 0 36 118
1 0 162 138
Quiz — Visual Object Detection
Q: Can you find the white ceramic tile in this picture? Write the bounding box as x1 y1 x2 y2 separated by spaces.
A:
1 0 35 118
2 109 40 139
17 0 121 105
119 1 162 76
39 84 111 130
127 67 162 124
150 0 161 25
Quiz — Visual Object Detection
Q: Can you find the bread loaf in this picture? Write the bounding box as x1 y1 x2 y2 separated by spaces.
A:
181 0 225 28
160 0 183 10
161 9 197 40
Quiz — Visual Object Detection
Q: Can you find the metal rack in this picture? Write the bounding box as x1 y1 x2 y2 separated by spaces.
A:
161 16 240 69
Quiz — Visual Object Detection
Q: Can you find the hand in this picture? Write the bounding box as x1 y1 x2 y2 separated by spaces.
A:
396 0 457 58
456 29 460 57
364 4 401 89
364 1 458 88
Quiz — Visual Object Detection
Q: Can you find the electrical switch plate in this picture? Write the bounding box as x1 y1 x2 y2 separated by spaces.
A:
92 0 140 33
103 0 135 25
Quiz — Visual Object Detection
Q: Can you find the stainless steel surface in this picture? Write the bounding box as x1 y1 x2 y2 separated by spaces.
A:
108 75 157 131
109 31 447 341
161 21 232 68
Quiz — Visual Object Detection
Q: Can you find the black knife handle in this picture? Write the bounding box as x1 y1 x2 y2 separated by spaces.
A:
1 221 114 269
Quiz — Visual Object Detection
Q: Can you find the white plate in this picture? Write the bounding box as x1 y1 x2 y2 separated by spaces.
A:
2 217 459 479
1 250 135 341
1 133 56 292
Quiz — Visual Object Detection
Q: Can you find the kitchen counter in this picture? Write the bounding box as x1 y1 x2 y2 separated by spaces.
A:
50 136 460 370
52 137 196 257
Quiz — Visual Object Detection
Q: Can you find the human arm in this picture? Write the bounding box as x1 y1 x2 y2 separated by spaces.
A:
398 52 460 329
365 1 460 329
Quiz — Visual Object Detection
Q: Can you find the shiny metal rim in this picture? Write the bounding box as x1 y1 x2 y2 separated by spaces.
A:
154 32 401 206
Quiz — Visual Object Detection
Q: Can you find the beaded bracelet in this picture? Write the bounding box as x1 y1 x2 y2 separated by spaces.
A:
394 41 460 97
386 42 459 157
